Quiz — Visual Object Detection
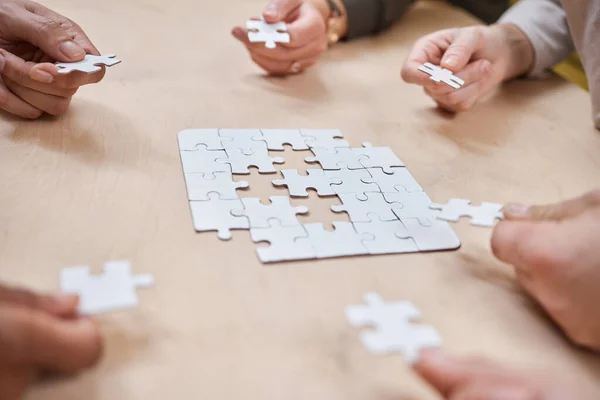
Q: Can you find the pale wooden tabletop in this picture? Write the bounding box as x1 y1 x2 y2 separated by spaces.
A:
1 0 599 399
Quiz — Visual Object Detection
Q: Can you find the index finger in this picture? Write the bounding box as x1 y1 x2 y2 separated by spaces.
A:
401 30 455 87
25 2 100 56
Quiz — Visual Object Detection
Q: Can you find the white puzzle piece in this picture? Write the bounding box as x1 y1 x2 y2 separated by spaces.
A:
418 62 465 89
246 19 290 49
324 168 379 197
332 192 402 222
301 129 350 150
272 169 341 197
399 217 461 251
385 191 438 226
255 129 309 151
303 222 368 258
184 172 248 200
231 196 309 228
180 146 231 174
363 167 423 193
251 221 315 262
56 54 121 74
189 194 250 240
60 261 154 316
305 147 370 170
217 148 284 174
429 198 504 227
355 142 405 173
178 129 224 151
218 129 266 155
345 292 442 364
354 219 419 255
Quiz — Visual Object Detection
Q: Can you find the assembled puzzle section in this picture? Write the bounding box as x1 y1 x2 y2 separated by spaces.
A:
177 128 462 263
345 292 442 364
60 261 154 315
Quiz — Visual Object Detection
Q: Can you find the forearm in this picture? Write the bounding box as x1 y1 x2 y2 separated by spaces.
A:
498 0 574 76
342 0 414 40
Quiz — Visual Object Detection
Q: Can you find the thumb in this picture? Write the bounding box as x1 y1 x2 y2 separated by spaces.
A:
503 190 600 222
441 28 484 72
263 0 302 23
8 9 85 62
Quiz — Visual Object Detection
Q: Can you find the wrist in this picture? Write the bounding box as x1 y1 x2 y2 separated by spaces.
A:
309 0 348 43
494 23 535 81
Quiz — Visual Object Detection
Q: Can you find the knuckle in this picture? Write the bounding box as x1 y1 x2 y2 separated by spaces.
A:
36 19 62 37
0 88 10 108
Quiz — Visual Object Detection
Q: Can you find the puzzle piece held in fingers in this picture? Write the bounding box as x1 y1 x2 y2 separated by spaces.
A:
418 62 464 89
56 54 121 74
246 20 290 49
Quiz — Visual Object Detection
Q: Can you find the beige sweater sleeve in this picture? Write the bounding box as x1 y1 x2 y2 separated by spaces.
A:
499 0 574 76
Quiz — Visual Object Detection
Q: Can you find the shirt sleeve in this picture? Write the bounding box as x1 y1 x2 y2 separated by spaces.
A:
499 0 574 76
342 0 415 40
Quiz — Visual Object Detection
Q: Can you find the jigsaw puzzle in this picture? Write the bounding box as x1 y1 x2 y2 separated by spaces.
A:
189 194 250 240
272 169 341 197
177 128 463 263
218 148 285 174
418 62 465 89
250 221 315 262
184 172 248 201
180 146 231 174
303 222 369 258
60 261 154 315
255 129 309 151
231 196 309 228
429 198 504 227
354 143 405 173
56 54 121 74
300 129 350 150
332 192 402 222
246 19 290 49
362 167 423 193
305 147 369 170
178 129 226 151
345 292 442 363
354 219 419 255
219 129 267 155
325 168 379 197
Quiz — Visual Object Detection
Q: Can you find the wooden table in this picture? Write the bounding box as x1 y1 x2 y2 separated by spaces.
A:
1 0 599 398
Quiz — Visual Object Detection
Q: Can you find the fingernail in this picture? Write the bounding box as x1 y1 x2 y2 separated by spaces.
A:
59 41 85 60
31 69 53 83
444 55 458 68
264 4 279 18
504 203 530 218
232 27 244 40
290 62 302 74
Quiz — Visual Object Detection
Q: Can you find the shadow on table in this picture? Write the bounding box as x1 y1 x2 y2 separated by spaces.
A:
2 99 147 168
415 77 571 155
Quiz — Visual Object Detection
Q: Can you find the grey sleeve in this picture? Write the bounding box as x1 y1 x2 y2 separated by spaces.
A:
499 0 574 76
342 0 415 40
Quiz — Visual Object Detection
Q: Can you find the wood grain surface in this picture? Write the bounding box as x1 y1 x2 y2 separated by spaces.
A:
0 0 598 399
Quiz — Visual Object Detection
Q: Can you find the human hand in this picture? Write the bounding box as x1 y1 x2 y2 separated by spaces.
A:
0 0 105 118
0 283 103 400
492 190 600 351
401 23 534 112
232 0 331 75
415 350 592 399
